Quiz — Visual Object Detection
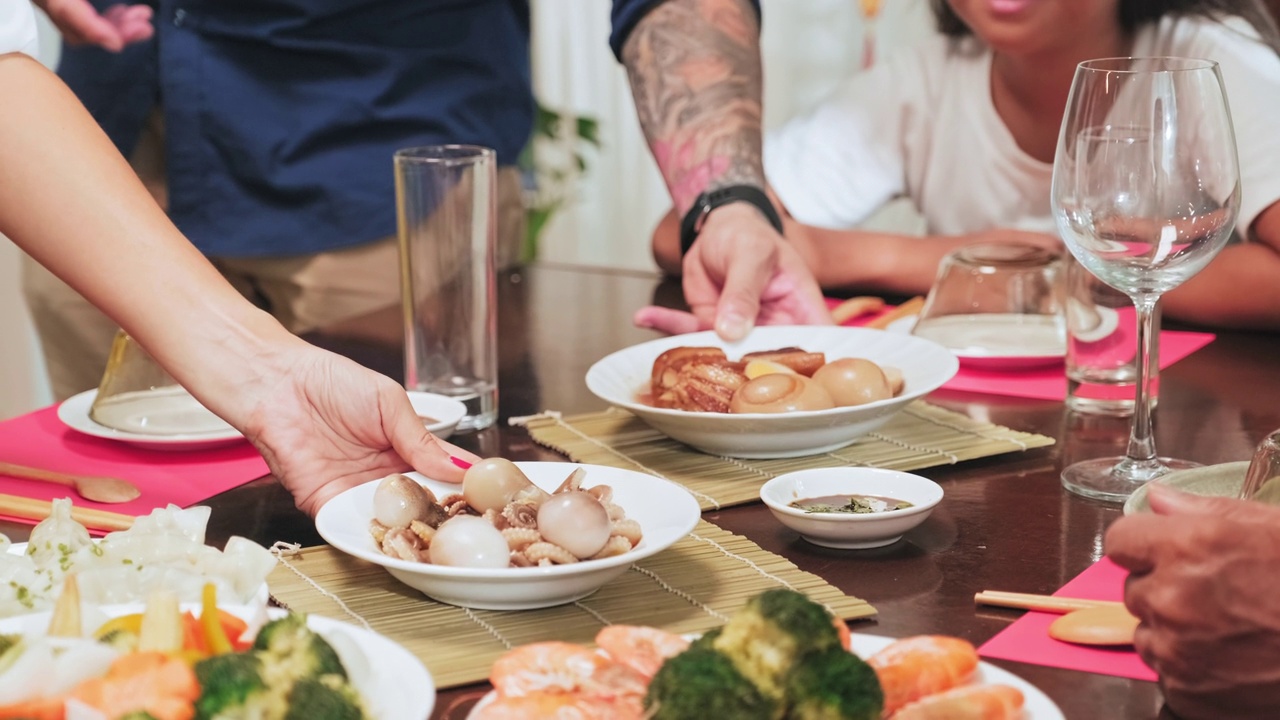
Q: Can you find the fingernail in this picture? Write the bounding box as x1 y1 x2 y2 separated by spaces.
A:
450 456 473 470
717 314 751 342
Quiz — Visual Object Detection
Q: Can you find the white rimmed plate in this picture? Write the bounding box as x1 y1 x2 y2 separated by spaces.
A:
316 462 701 610
585 326 958 459
888 314 1067 370
57 389 245 452
468 632 1063 719
0 604 435 720
406 391 467 440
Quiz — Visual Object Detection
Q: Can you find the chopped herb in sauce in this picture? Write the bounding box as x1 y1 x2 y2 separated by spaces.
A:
789 493 913 514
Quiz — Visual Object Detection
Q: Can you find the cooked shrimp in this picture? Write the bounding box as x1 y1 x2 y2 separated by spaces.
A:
473 691 644 720
489 642 647 700
867 635 980 715
594 625 689 679
891 683 1024 720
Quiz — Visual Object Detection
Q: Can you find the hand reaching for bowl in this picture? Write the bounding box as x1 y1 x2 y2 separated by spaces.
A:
1105 484 1280 719
634 205 833 339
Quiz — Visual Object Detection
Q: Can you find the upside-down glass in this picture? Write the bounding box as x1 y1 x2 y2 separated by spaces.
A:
1052 57 1240 502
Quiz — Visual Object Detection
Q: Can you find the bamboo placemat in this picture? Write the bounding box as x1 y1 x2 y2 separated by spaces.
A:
268 520 875 690
520 402 1055 510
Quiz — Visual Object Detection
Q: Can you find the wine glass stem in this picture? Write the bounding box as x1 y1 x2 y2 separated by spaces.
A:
1124 296 1160 470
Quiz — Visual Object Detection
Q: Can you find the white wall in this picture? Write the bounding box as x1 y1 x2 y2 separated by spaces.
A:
0 9 58 420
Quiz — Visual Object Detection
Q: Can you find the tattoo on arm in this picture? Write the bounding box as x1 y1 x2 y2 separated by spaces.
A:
622 0 764 214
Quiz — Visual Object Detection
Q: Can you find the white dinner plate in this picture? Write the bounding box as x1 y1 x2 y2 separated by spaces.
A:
889 314 1066 370
468 632 1063 719
57 389 246 451
0 604 435 720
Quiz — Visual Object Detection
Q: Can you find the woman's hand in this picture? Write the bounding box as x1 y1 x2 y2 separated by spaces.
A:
230 341 478 516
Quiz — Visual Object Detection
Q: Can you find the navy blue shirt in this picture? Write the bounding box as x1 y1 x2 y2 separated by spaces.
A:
58 0 754 257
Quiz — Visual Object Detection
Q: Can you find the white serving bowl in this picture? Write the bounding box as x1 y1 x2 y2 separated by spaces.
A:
585 326 958 458
760 467 944 549
406 391 468 440
316 462 700 610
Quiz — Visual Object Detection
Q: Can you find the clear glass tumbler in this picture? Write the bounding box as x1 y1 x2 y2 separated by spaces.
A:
395 145 499 431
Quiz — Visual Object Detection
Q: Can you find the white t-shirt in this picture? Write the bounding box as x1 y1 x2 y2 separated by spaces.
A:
0 2 39 58
765 14 1280 238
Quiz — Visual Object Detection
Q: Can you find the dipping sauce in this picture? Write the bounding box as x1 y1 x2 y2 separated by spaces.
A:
789 493 913 514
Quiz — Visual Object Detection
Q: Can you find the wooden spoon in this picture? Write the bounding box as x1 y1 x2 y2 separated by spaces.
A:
976 589 1139 646
0 461 142 504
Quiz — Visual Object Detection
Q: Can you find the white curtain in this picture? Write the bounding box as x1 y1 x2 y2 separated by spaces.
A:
528 0 932 271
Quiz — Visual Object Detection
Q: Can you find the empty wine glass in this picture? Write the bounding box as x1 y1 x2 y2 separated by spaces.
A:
1051 57 1240 502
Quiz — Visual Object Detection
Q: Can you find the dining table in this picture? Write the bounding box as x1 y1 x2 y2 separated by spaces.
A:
8 262 1277 719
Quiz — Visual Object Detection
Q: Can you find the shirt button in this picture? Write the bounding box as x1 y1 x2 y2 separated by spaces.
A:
173 8 187 26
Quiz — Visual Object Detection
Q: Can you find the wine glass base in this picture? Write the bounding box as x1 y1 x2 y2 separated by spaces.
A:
1061 456 1202 504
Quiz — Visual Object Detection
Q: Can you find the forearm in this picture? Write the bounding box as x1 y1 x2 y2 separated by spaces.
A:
0 54 297 419
622 0 764 214
1162 244 1280 330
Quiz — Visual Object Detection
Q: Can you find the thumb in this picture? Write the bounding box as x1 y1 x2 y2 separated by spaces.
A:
714 250 773 342
384 392 476 484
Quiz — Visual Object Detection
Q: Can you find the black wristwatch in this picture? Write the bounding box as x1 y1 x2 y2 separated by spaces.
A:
679 185 784 256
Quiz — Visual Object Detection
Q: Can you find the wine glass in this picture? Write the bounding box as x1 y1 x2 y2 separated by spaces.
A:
1051 57 1240 502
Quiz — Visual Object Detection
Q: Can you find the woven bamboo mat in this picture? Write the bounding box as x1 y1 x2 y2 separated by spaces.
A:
268 520 875 689
520 402 1054 510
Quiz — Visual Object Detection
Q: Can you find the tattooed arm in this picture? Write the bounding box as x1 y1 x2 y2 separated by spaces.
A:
618 0 831 339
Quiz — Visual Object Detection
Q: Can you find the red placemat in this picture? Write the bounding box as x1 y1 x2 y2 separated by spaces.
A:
978 558 1157 682
836 300 1214 401
0 406 269 531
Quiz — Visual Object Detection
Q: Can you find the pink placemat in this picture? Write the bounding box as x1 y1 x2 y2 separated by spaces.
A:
978 558 1157 682
835 301 1215 401
0 406 269 531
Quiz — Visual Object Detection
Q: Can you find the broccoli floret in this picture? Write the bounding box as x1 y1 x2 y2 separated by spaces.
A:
688 627 721 651
119 713 160 720
712 589 843 699
253 613 347 682
785 647 884 720
283 676 368 720
645 645 780 720
194 652 278 720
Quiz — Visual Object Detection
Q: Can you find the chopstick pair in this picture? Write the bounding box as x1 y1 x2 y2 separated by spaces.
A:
0 493 135 532
975 590 1126 614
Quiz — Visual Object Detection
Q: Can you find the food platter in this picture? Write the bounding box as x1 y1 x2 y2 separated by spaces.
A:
0 604 436 720
468 632 1064 719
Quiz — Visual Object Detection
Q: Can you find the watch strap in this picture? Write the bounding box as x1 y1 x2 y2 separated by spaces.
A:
679 185 784 256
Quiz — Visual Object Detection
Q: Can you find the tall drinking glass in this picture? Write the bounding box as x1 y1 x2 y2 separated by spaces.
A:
396 145 498 431
1051 57 1240 502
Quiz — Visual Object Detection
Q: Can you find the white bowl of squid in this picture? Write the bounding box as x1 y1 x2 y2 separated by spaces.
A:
315 461 701 610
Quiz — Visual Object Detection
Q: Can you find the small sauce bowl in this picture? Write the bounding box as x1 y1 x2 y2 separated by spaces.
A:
760 468 943 549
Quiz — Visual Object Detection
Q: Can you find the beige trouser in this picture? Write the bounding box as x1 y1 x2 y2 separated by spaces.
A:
22 110 526 400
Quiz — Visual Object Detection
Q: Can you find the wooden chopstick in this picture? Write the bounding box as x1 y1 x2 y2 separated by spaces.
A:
0 493 135 532
976 590 1126 615
830 296 886 324
865 296 926 330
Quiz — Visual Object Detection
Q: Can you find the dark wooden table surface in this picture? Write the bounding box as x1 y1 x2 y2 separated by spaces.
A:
43 263 1280 719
